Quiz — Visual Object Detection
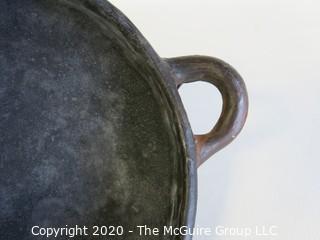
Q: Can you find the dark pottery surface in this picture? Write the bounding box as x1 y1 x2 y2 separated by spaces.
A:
0 1 248 239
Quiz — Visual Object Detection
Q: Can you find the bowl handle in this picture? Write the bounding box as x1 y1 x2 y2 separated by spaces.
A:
165 56 249 167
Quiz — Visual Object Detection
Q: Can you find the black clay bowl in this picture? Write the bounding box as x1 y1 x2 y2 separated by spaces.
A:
0 1 248 239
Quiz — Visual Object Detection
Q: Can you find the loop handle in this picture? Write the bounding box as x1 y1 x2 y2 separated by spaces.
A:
166 56 248 167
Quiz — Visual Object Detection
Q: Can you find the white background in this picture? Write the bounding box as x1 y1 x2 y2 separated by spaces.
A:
110 1 320 239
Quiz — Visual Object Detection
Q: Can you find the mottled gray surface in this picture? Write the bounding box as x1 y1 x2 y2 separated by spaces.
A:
0 1 185 239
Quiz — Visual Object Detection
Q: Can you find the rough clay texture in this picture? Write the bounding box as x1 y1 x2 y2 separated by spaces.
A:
0 1 184 239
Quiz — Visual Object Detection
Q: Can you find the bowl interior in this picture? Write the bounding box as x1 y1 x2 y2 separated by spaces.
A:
0 1 186 239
